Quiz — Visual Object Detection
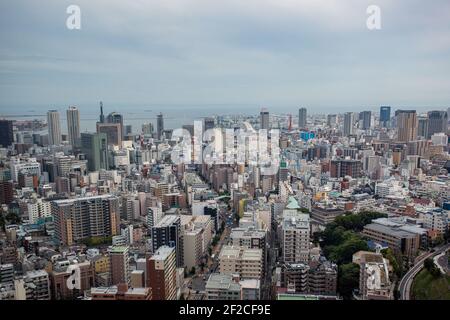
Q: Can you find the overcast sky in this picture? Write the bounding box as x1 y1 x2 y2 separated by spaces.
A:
0 0 449 110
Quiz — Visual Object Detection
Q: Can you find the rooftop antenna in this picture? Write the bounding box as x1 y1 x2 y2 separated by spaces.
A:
99 101 105 123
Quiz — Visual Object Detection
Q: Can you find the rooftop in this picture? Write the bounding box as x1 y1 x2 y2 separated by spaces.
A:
205 274 240 291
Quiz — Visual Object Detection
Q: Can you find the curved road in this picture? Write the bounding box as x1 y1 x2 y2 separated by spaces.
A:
398 244 450 300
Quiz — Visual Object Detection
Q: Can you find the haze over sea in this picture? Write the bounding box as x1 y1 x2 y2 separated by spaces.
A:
0 104 444 133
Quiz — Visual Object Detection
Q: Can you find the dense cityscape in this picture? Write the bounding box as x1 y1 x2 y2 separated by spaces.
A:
0 105 449 301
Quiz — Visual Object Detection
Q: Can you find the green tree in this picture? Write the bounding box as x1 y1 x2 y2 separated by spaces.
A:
423 258 441 277
381 248 403 278
5 211 21 224
338 263 360 299
331 236 368 265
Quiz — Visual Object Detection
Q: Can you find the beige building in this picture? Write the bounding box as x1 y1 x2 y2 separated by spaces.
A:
180 215 213 270
219 245 263 280
183 227 203 271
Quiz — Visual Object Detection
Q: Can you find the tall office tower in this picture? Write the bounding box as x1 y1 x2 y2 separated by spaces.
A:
418 116 429 139
146 246 177 300
81 132 108 172
96 122 122 146
427 110 448 138
52 195 120 246
298 107 307 129
0 120 14 148
66 106 81 148
99 101 105 123
379 106 391 127
360 111 372 130
157 113 164 139
282 209 310 264
343 112 354 136
47 110 62 145
396 110 418 142
109 246 131 285
106 112 124 139
327 114 337 128
260 109 269 130
204 117 215 132
151 215 182 267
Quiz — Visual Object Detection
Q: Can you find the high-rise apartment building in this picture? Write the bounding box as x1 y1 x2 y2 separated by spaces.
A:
360 111 371 130
396 110 417 142
298 108 307 129
151 215 182 267
282 209 310 264
146 246 177 300
109 246 131 286
157 113 164 139
343 112 354 136
418 116 429 138
47 110 61 146
67 106 81 148
230 227 267 276
427 110 448 138
106 112 124 139
51 195 120 246
96 122 122 146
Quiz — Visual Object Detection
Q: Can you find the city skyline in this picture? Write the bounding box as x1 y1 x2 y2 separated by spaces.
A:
1 0 450 108
0 0 449 306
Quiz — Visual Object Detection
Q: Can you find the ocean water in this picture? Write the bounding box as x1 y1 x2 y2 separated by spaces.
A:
0 104 262 132
0 104 440 133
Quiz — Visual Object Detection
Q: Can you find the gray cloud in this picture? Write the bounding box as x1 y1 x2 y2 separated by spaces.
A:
0 0 449 109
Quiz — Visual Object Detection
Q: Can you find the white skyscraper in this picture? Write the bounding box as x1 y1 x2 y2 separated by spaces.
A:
47 110 61 145
344 112 355 136
67 106 80 148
